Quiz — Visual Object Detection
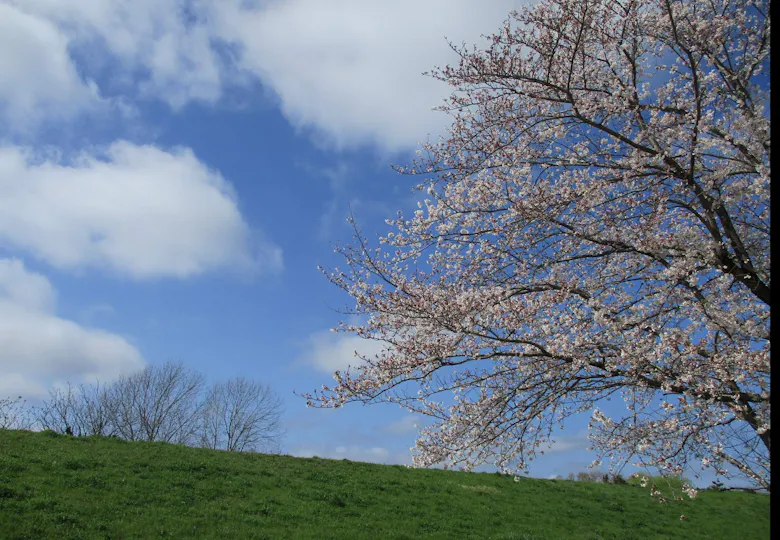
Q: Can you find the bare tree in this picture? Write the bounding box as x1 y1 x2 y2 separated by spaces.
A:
0 396 31 430
308 0 770 492
35 384 80 434
110 362 204 444
35 382 114 436
14 364 285 454
73 382 115 437
199 377 284 452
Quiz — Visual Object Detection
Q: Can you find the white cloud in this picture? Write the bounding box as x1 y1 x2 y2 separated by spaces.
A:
2 0 523 150
0 257 55 312
6 0 223 109
0 3 100 131
0 141 281 279
302 330 387 373
210 0 521 150
0 258 145 399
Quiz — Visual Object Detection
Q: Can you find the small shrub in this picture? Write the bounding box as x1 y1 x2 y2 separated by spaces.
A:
612 474 627 485
600 473 628 484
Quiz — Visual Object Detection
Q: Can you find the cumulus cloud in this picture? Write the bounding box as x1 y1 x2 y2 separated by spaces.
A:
0 141 281 279
2 0 522 150
0 3 100 131
0 258 145 399
209 0 520 150
302 330 387 373
5 0 223 109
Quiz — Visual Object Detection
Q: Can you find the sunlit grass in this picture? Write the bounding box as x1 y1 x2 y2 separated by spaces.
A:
0 429 769 539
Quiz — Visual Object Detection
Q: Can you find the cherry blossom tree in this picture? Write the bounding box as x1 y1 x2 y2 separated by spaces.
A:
307 0 770 491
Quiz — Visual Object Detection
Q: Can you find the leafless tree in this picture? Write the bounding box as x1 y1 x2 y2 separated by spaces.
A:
14 364 284 453
199 377 284 452
36 382 117 436
75 382 115 436
110 362 205 444
0 395 32 430
35 384 80 434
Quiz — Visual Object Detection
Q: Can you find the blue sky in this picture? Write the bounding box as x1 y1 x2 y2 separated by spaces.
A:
0 0 705 482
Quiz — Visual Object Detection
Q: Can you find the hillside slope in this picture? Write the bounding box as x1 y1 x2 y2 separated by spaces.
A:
0 430 770 539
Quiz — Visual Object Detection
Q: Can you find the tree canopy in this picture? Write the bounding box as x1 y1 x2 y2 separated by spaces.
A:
307 0 770 491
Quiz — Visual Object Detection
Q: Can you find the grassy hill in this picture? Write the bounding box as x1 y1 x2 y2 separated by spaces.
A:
0 430 769 539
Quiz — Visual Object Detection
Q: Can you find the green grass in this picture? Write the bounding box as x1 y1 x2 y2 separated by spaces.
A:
0 430 769 539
